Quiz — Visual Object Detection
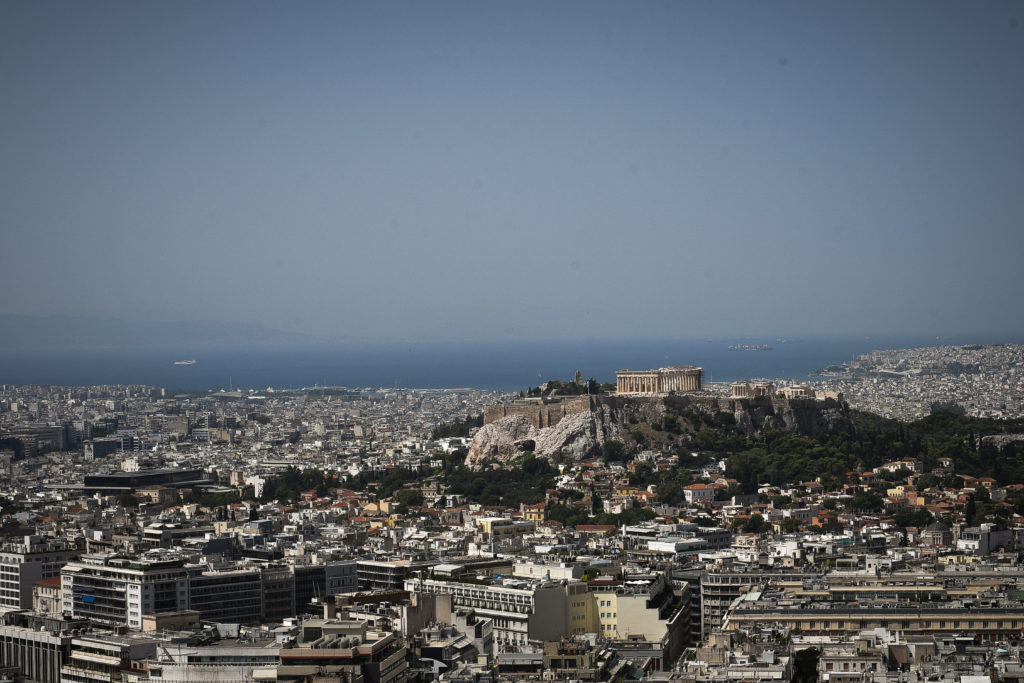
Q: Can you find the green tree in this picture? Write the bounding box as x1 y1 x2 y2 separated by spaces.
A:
792 648 820 683
629 462 656 487
782 517 802 533
395 488 424 508
851 491 884 512
116 492 137 508
602 440 625 463
742 514 766 534
432 414 484 439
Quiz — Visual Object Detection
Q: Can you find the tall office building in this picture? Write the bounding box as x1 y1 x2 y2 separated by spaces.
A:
61 553 188 630
0 536 78 609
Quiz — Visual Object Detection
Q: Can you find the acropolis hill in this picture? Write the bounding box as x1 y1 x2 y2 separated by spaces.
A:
484 392 849 432
470 383 852 468
484 366 705 428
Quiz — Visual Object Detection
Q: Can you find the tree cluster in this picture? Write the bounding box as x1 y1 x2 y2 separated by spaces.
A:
260 466 339 502
523 379 614 397
431 414 483 440
693 410 1024 493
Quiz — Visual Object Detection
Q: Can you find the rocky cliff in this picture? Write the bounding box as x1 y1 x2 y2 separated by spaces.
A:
465 393 852 469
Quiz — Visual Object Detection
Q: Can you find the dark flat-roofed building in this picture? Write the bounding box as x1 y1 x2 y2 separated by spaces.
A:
81 468 210 493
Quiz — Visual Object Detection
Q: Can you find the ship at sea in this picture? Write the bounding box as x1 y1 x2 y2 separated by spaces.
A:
173 360 197 365
728 344 773 351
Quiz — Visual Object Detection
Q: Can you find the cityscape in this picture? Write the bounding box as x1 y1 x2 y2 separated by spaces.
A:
3 1 1024 682
2 342 1024 681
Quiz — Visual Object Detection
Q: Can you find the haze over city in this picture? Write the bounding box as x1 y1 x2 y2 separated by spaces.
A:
10 6 1024 679
2 1 1023 344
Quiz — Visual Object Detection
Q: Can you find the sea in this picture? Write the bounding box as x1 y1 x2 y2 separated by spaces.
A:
0 334 1009 393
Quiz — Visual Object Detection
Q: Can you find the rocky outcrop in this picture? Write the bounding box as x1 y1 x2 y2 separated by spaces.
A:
982 434 1024 449
466 394 853 469
532 409 612 464
466 409 621 469
770 397 852 434
465 416 538 465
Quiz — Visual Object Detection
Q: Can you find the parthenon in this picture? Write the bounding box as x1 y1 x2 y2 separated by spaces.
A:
615 366 703 394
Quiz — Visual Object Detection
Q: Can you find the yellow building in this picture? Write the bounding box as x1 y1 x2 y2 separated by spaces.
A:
475 517 535 543
566 575 682 641
522 503 546 523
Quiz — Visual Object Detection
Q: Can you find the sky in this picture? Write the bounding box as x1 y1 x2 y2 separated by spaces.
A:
2 1 1023 344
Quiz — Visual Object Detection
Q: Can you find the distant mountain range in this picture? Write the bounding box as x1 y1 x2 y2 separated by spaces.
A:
0 314 327 350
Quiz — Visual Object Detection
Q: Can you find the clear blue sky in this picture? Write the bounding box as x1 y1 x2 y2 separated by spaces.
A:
2 1 1022 342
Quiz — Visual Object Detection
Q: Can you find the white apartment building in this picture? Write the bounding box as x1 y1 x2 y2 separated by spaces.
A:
405 577 569 652
0 536 78 610
62 553 189 630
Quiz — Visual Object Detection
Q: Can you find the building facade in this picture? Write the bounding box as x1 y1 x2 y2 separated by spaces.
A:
0 536 78 610
616 367 702 394
405 577 570 652
730 382 776 398
61 554 189 630
0 624 71 683
186 566 263 624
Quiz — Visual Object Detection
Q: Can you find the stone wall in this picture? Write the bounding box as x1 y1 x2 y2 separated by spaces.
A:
483 395 601 428
484 392 851 435
471 393 853 468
